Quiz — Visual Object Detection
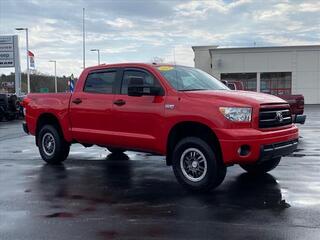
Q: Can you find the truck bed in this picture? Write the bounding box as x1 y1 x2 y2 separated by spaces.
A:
25 93 72 138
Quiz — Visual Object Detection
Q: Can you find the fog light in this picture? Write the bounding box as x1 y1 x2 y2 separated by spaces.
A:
238 145 251 156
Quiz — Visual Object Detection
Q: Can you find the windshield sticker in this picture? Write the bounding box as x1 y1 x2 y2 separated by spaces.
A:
158 66 174 71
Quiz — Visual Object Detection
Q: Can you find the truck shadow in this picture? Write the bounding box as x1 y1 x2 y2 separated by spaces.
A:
217 173 289 209
33 153 288 220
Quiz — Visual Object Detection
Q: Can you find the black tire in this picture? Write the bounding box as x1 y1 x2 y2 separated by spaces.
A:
240 157 281 174
37 125 70 164
172 137 226 192
107 147 126 154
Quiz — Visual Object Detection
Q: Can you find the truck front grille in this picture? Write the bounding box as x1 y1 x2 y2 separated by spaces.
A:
259 107 292 128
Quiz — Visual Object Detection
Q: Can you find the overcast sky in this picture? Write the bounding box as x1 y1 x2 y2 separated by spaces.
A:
0 0 319 77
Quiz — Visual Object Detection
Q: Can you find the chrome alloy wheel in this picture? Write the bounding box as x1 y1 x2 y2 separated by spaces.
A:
180 148 207 182
42 132 56 156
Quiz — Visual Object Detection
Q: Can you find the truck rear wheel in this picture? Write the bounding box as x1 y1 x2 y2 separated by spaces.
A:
172 137 226 192
38 125 70 164
240 157 281 174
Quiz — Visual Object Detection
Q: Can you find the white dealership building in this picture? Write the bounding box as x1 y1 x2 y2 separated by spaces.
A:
192 45 320 104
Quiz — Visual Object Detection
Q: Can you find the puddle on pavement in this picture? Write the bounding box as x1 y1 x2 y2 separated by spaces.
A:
45 212 75 218
12 150 22 153
291 153 306 157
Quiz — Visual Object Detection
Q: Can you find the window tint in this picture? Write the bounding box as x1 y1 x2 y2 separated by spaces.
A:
121 69 160 94
84 71 116 94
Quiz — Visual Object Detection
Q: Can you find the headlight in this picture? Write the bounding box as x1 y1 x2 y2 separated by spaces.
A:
219 107 252 122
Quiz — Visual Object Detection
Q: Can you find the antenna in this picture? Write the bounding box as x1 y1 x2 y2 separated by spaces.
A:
173 46 176 65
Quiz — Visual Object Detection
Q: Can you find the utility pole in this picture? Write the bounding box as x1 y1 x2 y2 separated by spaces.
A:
15 27 30 93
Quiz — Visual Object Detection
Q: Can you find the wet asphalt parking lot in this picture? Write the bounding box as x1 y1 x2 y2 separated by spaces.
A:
0 105 320 240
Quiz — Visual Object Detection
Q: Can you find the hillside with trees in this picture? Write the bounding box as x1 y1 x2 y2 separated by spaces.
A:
0 72 77 94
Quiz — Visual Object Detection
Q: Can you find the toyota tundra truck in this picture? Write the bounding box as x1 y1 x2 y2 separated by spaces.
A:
22 63 299 192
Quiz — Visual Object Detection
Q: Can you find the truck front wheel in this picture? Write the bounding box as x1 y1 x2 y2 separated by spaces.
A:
172 137 226 192
240 157 281 174
38 125 70 164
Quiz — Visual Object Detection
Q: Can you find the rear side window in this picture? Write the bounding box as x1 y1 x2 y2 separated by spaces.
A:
84 71 116 94
121 69 160 94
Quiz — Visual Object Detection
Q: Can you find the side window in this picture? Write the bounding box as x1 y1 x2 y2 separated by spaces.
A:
121 69 160 94
84 71 116 94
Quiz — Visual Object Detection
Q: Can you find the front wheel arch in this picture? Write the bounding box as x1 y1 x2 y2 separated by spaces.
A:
166 121 222 166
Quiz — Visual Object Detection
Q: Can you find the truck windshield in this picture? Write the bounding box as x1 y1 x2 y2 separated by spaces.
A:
157 66 228 91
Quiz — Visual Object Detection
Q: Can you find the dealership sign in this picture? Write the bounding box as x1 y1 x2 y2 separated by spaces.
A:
0 35 21 94
0 36 15 68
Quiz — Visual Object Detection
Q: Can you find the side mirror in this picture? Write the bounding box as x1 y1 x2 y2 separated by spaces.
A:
128 77 164 97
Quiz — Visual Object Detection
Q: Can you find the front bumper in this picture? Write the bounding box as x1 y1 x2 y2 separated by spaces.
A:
217 125 299 165
260 139 298 163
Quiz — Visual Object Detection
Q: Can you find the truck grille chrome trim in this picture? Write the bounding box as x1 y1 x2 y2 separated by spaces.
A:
259 107 292 128
259 139 299 162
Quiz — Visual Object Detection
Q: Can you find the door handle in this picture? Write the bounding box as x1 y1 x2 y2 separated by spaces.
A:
72 98 82 104
113 99 126 106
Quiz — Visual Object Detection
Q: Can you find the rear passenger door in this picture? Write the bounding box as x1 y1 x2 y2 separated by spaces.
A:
70 69 120 145
112 68 166 153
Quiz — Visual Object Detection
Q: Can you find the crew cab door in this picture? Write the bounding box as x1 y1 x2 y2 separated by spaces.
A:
69 68 120 145
112 68 166 153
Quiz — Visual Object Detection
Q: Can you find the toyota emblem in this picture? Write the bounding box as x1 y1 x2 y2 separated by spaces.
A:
275 111 284 122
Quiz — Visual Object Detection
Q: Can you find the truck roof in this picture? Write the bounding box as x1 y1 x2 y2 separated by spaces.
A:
83 63 182 72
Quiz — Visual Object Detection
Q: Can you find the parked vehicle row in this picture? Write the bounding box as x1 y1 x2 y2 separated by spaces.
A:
0 93 24 121
22 63 299 192
221 80 306 124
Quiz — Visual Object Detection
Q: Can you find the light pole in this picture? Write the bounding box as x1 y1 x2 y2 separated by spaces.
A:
15 27 30 93
90 49 100 65
49 60 57 93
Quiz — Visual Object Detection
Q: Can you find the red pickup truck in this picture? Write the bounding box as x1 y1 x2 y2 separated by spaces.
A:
23 63 299 192
222 80 306 124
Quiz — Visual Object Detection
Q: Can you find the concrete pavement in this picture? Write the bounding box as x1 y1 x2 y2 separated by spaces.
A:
0 105 320 239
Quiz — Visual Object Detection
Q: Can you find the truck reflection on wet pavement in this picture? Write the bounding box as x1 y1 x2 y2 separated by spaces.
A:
0 105 320 240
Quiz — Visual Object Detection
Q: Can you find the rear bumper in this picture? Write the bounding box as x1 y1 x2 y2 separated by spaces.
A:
216 125 299 165
294 114 306 124
22 122 29 134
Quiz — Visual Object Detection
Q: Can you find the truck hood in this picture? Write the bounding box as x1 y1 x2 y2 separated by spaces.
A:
184 90 287 106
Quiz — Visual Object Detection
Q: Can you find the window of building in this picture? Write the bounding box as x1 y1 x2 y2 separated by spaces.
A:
121 69 161 94
260 72 292 95
84 71 117 94
220 73 257 91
